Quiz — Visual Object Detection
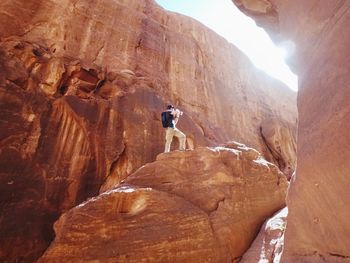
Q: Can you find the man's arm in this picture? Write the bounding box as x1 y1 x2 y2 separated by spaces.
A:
170 109 179 125
173 116 179 125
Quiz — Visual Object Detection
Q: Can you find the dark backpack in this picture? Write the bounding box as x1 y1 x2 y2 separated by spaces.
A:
161 111 171 128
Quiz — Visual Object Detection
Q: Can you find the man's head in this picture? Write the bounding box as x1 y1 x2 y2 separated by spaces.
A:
167 105 174 110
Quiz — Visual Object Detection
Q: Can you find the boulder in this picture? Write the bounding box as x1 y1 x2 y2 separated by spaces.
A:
40 143 288 262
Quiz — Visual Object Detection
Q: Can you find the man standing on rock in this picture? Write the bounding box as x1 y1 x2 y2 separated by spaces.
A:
161 105 186 152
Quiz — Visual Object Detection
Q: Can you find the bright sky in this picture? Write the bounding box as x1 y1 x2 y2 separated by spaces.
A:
155 0 298 91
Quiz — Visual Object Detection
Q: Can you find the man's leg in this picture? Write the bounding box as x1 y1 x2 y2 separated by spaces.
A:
174 128 186 150
164 128 175 152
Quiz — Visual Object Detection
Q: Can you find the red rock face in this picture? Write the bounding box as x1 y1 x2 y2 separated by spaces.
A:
39 143 288 262
232 0 350 261
0 0 296 261
0 0 297 152
260 118 296 180
241 207 287 263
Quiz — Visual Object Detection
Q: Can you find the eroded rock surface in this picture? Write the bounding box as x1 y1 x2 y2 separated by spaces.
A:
0 0 296 261
241 207 287 263
0 0 297 155
232 0 350 261
40 143 288 262
260 118 296 180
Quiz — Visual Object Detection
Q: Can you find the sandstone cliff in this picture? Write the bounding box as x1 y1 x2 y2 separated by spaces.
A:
233 0 350 261
0 0 296 261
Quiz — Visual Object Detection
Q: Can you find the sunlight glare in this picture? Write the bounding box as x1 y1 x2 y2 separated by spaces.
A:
155 0 298 91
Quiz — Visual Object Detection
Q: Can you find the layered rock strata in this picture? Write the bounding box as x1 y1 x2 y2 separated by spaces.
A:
40 143 288 262
232 0 350 261
0 0 297 261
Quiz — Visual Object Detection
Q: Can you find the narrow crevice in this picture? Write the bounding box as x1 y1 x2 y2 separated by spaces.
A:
5 78 23 88
259 126 285 172
328 252 350 259
298 251 350 261
135 37 143 51
108 143 126 179
94 77 106 94
33 48 44 57
58 85 68 95
55 65 70 97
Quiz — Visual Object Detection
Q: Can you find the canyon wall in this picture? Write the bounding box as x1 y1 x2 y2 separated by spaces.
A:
0 0 296 262
233 0 350 261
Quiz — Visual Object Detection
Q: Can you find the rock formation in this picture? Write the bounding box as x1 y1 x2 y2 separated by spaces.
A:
39 143 288 262
240 207 287 263
232 0 350 261
260 118 296 180
0 0 296 261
